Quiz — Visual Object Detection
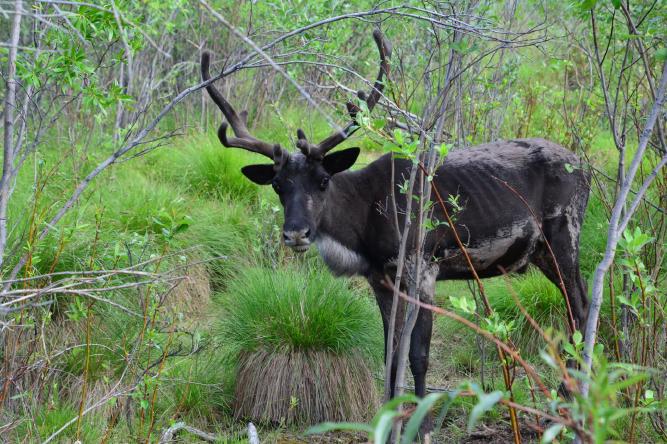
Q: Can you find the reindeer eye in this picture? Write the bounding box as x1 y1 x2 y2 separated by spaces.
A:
319 176 330 191
272 181 281 193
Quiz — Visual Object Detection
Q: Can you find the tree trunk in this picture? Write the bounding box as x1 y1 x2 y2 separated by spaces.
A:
0 0 23 272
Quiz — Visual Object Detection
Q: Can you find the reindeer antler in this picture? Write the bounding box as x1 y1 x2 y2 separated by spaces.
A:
296 29 392 160
202 52 280 160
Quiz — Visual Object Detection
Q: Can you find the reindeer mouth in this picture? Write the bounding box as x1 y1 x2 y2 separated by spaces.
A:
291 244 311 253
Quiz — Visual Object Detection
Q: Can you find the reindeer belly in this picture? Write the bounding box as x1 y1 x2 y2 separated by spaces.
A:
436 218 539 279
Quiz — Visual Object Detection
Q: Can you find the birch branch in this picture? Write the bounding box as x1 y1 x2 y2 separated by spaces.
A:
581 60 667 397
0 0 23 270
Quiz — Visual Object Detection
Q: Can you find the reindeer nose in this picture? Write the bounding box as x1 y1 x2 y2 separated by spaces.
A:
283 228 311 244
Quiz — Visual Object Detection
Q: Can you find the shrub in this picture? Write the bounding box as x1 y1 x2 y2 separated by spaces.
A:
488 270 566 355
438 271 572 358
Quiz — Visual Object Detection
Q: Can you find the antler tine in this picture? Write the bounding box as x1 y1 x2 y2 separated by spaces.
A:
296 128 312 156
311 29 392 159
201 51 277 159
273 144 287 171
364 29 392 110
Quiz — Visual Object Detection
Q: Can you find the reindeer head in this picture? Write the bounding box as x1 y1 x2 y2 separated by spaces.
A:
201 30 391 252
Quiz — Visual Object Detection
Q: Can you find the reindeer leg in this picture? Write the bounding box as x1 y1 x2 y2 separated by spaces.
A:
531 214 589 398
408 306 433 442
409 309 432 399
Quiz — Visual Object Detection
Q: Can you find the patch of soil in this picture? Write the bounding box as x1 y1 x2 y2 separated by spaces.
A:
276 430 367 443
462 422 539 443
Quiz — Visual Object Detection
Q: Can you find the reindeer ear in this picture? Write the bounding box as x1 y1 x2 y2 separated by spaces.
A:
322 147 360 175
241 164 275 185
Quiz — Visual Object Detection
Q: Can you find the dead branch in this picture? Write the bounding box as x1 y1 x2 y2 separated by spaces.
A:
158 421 219 443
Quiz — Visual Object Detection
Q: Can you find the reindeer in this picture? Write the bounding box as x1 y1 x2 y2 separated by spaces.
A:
201 30 590 433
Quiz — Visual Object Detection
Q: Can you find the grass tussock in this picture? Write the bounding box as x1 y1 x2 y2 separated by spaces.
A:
234 349 377 425
215 264 382 425
215 265 382 358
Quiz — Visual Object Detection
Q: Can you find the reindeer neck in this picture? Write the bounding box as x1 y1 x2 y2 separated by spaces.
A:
315 156 390 276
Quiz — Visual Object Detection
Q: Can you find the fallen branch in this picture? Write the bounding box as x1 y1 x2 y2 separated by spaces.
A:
158 422 218 443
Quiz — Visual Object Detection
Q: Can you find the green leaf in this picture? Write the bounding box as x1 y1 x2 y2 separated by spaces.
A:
467 391 503 432
563 342 576 357
541 423 565 442
449 295 476 315
609 372 648 391
393 128 405 145
374 410 400 444
372 118 386 130
373 394 418 417
610 0 621 8
382 140 397 153
578 0 597 10
438 143 450 158
594 343 604 355
402 393 444 444
171 222 190 236
564 163 575 173
433 390 461 434
657 48 667 62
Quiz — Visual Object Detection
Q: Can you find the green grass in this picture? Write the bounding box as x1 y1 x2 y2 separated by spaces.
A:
214 264 382 361
437 268 604 358
14 400 104 443
5 128 279 277
3 129 282 441
102 168 190 236
579 190 609 276
152 132 266 200
487 270 567 354
157 353 232 421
